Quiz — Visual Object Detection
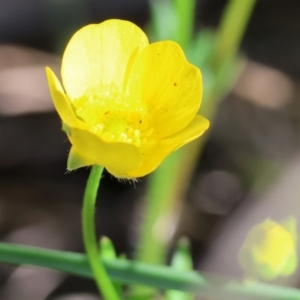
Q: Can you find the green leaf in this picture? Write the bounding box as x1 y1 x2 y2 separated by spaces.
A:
1 242 300 299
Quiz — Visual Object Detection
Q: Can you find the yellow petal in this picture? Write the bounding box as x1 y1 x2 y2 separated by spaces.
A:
61 19 149 99
67 126 142 174
45 67 81 128
123 138 163 178
126 115 209 178
165 115 209 150
126 41 202 137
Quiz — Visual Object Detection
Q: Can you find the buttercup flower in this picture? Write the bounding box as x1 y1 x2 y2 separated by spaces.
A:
238 217 298 280
46 19 209 178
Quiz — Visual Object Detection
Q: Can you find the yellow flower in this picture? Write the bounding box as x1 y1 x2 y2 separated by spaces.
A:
238 217 298 280
46 19 209 178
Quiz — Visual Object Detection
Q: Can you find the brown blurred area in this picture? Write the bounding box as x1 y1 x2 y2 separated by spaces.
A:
1 0 300 299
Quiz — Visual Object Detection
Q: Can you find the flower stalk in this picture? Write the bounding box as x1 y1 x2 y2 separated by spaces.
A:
82 165 120 300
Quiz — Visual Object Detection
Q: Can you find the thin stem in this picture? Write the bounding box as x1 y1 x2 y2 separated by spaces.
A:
174 0 196 48
212 0 256 70
136 151 181 265
134 0 197 289
133 152 182 296
83 165 120 300
179 0 257 202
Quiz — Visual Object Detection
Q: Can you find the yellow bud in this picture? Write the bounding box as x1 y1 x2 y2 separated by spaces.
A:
238 217 297 280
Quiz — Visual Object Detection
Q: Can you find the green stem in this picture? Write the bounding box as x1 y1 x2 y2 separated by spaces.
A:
83 165 120 300
136 0 198 268
174 0 196 48
1 243 300 299
133 152 183 296
135 0 196 283
136 152 181 265
212 0 256 70
182 0 256 193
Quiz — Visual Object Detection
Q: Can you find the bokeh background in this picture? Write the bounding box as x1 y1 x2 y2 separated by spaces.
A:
1 0 300 299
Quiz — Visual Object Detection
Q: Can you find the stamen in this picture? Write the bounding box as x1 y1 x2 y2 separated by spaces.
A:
73 86 151 146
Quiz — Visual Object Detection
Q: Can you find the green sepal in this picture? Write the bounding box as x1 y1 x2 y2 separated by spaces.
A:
62 122 72 135
67 147 93 170
281 253 298 276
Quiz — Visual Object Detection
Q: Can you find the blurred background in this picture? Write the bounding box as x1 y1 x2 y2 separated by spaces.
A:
0 0 300 299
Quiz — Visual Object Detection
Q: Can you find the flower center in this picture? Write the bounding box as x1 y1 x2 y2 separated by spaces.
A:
72 84 152 147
